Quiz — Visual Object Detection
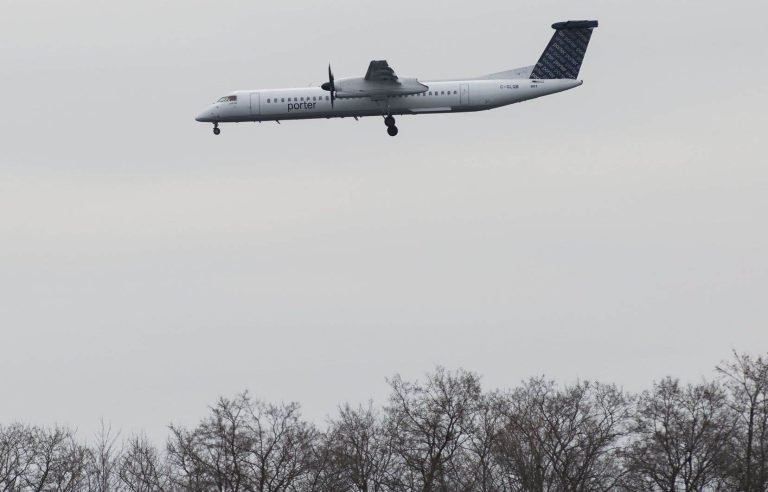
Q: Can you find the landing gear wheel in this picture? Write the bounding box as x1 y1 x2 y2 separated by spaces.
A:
387 125 399 137
384 115 395 127
213 126 221 135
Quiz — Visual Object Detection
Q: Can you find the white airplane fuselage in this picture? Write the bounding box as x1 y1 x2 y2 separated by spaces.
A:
195 78 582 124
195 20 598 135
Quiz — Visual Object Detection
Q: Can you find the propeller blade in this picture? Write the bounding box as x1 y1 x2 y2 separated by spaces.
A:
328 64 335 108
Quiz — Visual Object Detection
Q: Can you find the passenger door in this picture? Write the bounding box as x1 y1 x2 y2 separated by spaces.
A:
250 93 261 117
460 84 470 105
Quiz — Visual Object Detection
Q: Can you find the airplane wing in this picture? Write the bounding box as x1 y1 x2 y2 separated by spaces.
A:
364 60 399 83
331 60 426 99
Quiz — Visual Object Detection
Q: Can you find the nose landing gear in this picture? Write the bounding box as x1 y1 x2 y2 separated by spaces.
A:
213 123 220 135
383 115 398 137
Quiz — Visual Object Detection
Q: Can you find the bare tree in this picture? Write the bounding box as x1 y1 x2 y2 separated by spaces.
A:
494 378 630 492
386 367 482 492
244 399 317 492
445 392 506 492
85 419 123 492
22 425 89 492
321 402 398 492
119 434 168 492
166 393 316 492
166 424 210 491
493 378 551 492
0 424 33 492
623 377 733 491
167 393 253 491
8 354 768 491
717 351 768 491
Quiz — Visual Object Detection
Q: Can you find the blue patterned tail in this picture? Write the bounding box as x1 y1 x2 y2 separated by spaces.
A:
530 20 598 80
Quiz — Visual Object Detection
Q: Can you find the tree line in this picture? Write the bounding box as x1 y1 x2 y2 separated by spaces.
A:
2 351 767 491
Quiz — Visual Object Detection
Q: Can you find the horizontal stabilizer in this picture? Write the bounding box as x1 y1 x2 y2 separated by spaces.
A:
552 20 598 30
483 65 534 80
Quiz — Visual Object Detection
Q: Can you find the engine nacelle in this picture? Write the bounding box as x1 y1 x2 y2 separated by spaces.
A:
324 77 428 99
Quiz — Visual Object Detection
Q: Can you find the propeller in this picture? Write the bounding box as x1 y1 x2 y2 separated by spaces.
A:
320 64 336 108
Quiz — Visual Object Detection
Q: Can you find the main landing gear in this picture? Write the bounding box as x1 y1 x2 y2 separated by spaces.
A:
213 123 220 135
384 115 398 137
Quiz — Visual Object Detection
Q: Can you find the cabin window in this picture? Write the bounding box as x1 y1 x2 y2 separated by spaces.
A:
454 91 457 94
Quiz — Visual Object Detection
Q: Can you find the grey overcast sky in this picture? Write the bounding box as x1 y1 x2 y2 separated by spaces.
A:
1 0 767 441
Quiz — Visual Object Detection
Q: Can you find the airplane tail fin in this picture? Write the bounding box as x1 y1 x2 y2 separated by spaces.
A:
530 20 598 79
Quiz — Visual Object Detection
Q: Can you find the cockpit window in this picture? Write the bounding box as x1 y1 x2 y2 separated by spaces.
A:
216 95 237 103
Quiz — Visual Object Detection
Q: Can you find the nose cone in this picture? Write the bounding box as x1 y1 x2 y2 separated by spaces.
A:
195 105 217 122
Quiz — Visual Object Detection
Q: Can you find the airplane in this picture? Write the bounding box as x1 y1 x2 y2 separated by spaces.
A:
195 20 598 137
